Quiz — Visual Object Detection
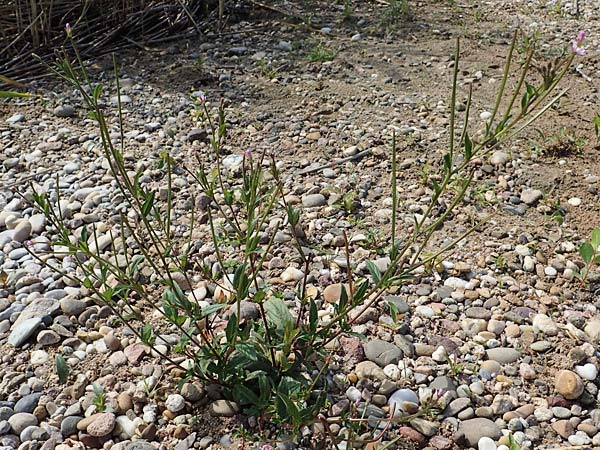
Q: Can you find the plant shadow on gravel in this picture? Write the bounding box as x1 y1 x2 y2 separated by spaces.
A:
25 28 579 448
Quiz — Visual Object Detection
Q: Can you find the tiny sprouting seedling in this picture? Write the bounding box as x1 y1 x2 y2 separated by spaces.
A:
494 255 508 271
193 56 205 73
593 114 600 146
380 0 411 26
535 127 587 158
549 198 567 225
308 43 336 63
576 228 600 284
342 0 354 21
92 383 107 412
256 59 280 79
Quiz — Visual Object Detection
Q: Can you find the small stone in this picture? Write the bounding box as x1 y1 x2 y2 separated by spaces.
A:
229 47 247 55
60 297 87 316
555 370 584 399
165 394 185 413
210 400 240 417
54 105 76 117
531 341 552 352
552 419 574 439
302 194 326 207
140 423 157 440
109 351 127 366
14 393 42 414
355 360 385 380
585 319 600 341
520 189 543 206
37 330 60 346
125 441 157 450
388 389 419 415
280 267 304 282
87 412 116 437
532 314 558 336
117 392 133 412
30 349 49 365
363 339 403 366
180 383 204 402
478 436 497 450
187 128 207 143
8 413 38 434
410 417 438 437
8 317 42 347
170 272 192 291
575 363 598 380
456 418 502 447
490 151 509 166
115 415 136 439
13 220 32 242
485 347 520 364
430 376 458 392
445 397 471 416
552 406 571 418
123 343 148 364
7 113 25 124
568 197 582 206
61 416 82 436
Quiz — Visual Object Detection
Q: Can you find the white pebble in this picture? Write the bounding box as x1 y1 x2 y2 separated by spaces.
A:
575 363 598 380
346 386 362 402
165 393 186 413
432 346 447 362
478 436 497 450
383 364 400 380
280 267 304 282
568 197 582 206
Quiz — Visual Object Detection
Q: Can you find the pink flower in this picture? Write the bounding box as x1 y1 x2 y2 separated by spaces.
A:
65 23 72 37
244 149 252 159
572 30 586 56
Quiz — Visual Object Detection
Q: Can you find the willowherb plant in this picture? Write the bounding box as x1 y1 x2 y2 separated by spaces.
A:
27 28 582 445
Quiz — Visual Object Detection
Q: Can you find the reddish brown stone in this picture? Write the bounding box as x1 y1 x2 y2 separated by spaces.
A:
399 426 426 446
339 336 364 362
123 343 148 364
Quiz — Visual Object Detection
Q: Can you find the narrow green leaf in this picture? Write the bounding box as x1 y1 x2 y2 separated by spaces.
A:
464 132 472 160
140 324 155 345
366 260 382 283
432 179 441 196
141 192 155 218
591 228 600 249
92 84 103 102
309 299 318 334
0 91 32 98
225 315 238 343
200 303 228 318
55 355 69 384
443 153 451 171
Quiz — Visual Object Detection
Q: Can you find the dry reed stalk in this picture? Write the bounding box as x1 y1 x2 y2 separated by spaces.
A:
1 0 217 83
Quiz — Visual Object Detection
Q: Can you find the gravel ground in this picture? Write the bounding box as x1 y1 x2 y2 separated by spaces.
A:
2 1 600 449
